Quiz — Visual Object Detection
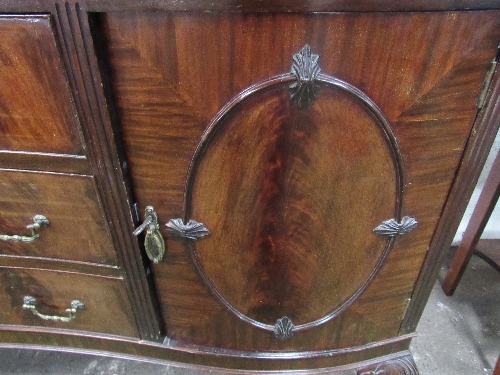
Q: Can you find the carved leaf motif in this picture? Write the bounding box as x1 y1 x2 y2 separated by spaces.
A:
274 316 295 341
357 355 419 375
289 44 321 108
166 218 211 240
373 216 418 237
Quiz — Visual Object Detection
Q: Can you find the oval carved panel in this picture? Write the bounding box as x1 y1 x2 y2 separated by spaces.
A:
180 52 404 338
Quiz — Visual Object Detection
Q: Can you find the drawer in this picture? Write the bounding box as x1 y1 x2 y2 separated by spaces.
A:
0 15 83 154
0 267 139 337
0 170 118 265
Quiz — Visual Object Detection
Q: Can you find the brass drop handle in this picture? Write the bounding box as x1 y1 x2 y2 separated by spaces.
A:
22 296 85 323
0 215 49 243
133 206 165 264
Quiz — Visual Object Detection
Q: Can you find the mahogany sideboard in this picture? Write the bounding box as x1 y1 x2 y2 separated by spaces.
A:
1 1 500 373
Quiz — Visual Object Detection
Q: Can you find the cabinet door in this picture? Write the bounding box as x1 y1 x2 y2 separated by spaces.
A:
97 11 500 351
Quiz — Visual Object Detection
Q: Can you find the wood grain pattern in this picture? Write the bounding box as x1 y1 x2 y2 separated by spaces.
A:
98 10 500 352
4 0 500 13
0 267 138 337
0 327 412 372
190 84 398 327
53 3 163 340
0 151 89 174
401 48 500 334
0 16 84 155
0 170 117 265
82 0 500 12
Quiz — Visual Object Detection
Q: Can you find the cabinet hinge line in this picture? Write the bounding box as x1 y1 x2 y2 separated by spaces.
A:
477 46 500 109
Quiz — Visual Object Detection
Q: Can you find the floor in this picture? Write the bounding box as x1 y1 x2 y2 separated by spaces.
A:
411 249 500 375
0 246 498 375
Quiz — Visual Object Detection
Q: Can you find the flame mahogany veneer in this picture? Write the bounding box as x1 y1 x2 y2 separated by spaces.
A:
0 2 500 374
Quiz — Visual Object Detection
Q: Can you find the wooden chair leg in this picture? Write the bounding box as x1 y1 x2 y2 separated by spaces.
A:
442 149 500 296
493 354 500 375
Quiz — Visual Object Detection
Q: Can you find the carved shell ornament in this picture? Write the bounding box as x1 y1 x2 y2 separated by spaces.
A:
289 44 321 108
274 316 295 341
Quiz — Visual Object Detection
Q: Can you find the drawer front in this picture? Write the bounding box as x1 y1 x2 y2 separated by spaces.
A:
0 267 139 337
0 15 83 154
0 170 118 265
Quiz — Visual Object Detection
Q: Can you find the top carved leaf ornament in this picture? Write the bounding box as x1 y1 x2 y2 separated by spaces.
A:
289 44 321 108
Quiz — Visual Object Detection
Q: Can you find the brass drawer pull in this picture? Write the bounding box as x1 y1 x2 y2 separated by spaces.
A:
22 295 84 323
0 215 49 243
133 206 165 264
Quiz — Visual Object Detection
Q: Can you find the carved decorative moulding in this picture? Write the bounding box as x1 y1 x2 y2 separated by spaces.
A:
373 216 418 237
289 44 321 107
166 218 211 240
274 316 295 341
181 45 406 340
357 354 419 375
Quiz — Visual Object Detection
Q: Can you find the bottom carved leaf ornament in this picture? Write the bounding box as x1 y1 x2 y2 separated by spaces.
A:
274 316 295 341
357 355 419 375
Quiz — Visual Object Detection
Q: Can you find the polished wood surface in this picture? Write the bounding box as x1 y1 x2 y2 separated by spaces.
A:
191 85 397 326
0 1 497 371
99 11 500 352
494 353 500 375
0 15 84 155
4 0 500 13
0 267 139 337
0 328 413 372
0 170 117 265
0 151 89 174
401 45 500 334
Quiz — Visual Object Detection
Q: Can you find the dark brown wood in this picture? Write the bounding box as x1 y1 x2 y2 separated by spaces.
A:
494 355 500 375
0 326 413 371
0 15 84 155
187 82 400 330
401 45 500 334
0 1 498 372
0 151 89 174
0 255 120 278
0 267 139 337
0 170 118 265
99 10 500 353
84 0 500 12
442 148 500 295
4 0 500 13
356 352 419 375
50 3 163 340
